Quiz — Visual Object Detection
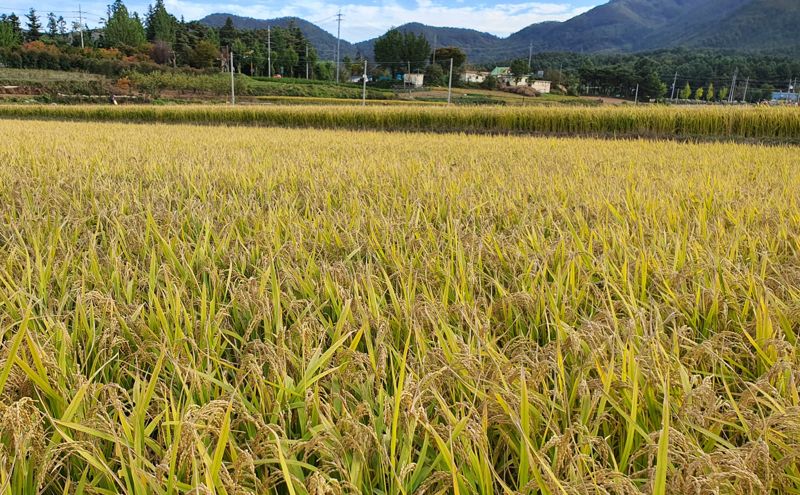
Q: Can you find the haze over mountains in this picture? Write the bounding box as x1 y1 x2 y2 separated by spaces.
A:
201 0 800 63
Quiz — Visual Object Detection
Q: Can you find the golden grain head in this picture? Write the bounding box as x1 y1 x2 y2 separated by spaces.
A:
0 114 798 494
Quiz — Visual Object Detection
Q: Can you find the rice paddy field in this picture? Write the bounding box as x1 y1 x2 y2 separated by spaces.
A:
0 104 799 143
1 111 800 494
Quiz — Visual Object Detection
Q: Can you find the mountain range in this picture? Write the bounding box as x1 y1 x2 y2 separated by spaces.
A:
200 0 800 63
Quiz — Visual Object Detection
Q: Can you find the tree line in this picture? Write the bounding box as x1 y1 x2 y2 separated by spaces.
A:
512 49 800 102
2 4 798 101
0 0 327 78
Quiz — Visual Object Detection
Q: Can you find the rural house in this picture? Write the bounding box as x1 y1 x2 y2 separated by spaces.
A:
491 67 552 93
462 70 490 84
403 73 425 88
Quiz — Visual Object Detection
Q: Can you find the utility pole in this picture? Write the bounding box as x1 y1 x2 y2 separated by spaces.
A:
670 71 678 102
305 43 309 79
230 47 235 105
742 77 749 103
335 10 343 83
728 68 738 103
407 61 411 94
78 4 84 49
528 42 532 68
634 83 639 104
362 59 367 106
267 26 271 77
447 58 453 104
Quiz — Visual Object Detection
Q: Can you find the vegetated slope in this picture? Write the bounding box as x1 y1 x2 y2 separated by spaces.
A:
653 0 800 53
497 0 797 58
353 23 502 63
202 0 800 63
199 13 358 58
1 119 799 493
506 0 748 54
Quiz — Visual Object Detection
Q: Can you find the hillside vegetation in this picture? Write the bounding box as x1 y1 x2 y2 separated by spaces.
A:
209 0 800 62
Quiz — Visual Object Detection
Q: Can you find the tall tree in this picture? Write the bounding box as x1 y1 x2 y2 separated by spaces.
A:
633 57 665 101
373 28 430 76
25 8 41 41
0 17 21 47
432 47 466 71
694 87 704 100
510 58 531 83
190 39 218 68
218 17 236 47
57 15 67 35
6 13 22 38
145 0 177 43
46 12 58 37
104 0 146 48
679 82 692 99
706 82 715 101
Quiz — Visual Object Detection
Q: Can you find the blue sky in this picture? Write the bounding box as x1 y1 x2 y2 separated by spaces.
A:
0 0 602 41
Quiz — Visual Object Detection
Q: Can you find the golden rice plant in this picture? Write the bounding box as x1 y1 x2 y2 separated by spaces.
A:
0 104 798 141
0 119 799 494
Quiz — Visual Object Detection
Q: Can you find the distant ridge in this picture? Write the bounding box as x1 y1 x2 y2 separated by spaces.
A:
199 13 359 59
200 0 800 63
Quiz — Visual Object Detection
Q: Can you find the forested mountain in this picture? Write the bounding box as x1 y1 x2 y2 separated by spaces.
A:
505 0 799 56
353 23 501 64
200 13 359 59
204 0 800 63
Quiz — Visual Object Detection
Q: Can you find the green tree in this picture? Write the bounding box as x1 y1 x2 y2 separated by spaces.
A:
480 75 498 90
694 86 704 100
0 18 21 47
277 46 298 76
706 82 715 101
432 46 465 71
373 28 430 76
145 0 177 43
634 57 665 101
510 58 531 83
6 13 21 38
424 63 445 86
57 15 67 35
232 38 247 73
219 17 236 47
25 8 41 41
401 31 430 72
756 84 775 102
373 28 403 75
679 82 691 99
315 60 335 80
105 0 146 48
46 12 58 37
719 86 729 101
190 39 218 68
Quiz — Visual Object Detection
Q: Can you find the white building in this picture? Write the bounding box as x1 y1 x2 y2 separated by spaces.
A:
489 67 551 93
403 73 425 88
462 71 489 84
